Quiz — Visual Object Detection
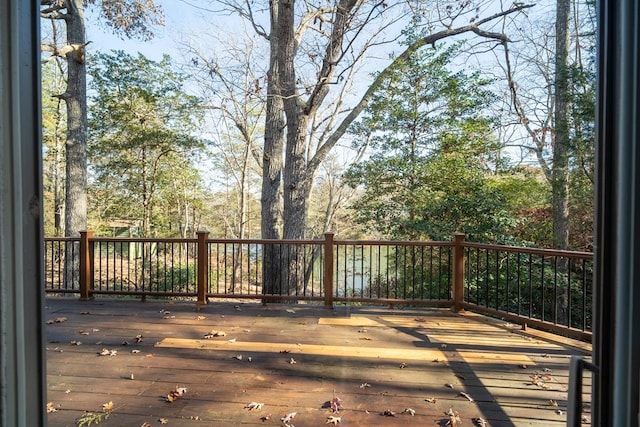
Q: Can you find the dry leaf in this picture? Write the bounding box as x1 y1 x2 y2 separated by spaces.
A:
326 415 341 424
80 311 90 315
131 349 141 354
166 387 187 402
330 397 343 412
445 408 461 426
474 417 488 426
440 343 447 348
46 317 67 324
445 383 454 389
281 411 296 425
79 330 90 335
46 402 57 413
135 334 144 343
196 315 206 320
70 340 82 346
403 408 416 416
382 410 396 417
399 362 407 369
233 355 243 361
228 338 237 343
245 402 264 411
140 423 152 427
425 397 437 404
359 383 371 389
286 309 296 314
280 350 291 354
459 391 474 402
548 399 558 407
102 401 114 412
159 418 168 424
289 357 297 364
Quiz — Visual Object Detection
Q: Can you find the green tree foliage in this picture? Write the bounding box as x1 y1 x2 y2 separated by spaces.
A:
88 51 205 236
345 43 513 242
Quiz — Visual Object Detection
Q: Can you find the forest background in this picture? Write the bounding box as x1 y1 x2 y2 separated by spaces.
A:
40 0 596 252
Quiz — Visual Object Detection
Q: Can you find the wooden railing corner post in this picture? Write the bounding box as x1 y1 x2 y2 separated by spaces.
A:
79 230 94 301
323 232 335 309
196 230 209 306
452 232 466 312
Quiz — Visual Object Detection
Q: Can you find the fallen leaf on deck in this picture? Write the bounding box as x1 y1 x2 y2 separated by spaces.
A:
159 418 168 425
228 338 237 343
358 328 368 333
330 397 343 412
80 311 90 315
280 349 291 354
399 362 407 369
98 348 117 356
286 309 296 314
166 387 187 402
441 343 447 349
245 402 264 411
555 409 564 415
459 391 474 402
233 355 243 361
46 317 67 324
79 330 90 335
131 349 141 354
326 415 341 424
196 315 206 320
289 357 297 364
359 337 372 340
474 417 488 426
140 423 152 427
204 330 226 339
445 408 461 426
102 401 114 412
425 397 437 403
455 374 466 380
46 402 57 413
445 383 454 389
519 364 528 369
403 408 415 416
359 383 371 389
135 334 144 343
548 399 558 407
70 340 82 346
260 414 272 421
382 410 396 417
281 411 296 425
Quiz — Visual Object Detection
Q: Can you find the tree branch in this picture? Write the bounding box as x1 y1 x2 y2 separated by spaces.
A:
308 3 535 173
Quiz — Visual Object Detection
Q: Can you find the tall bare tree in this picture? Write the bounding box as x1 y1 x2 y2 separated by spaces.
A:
40 0 164 239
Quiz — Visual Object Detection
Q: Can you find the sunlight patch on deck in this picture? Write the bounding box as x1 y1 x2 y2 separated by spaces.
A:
156 337 536 365
317 316 383 327
156 337 445 361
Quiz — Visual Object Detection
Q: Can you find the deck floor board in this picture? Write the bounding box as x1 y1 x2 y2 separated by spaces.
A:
45 298 591 426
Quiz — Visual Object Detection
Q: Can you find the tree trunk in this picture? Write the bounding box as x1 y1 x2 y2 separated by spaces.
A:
261 0 286 296
553 0 571 324
63 0 88 288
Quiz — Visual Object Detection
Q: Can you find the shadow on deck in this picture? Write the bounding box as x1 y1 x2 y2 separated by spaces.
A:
45 297 591 426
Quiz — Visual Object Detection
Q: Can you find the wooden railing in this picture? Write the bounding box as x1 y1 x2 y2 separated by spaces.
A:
44 231 593 341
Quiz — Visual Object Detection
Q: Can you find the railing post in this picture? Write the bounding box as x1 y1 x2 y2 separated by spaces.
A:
79 230 94 300
196 231 209 305
323 232 335 309
452 232 466 312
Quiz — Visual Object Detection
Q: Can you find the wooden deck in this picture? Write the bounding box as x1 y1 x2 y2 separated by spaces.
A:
45 297 592 426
